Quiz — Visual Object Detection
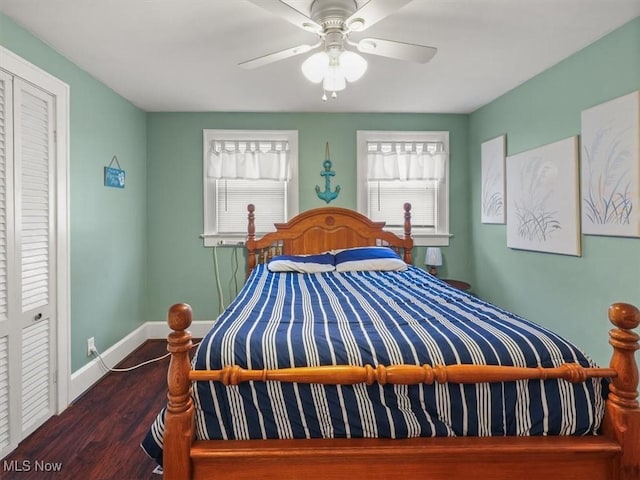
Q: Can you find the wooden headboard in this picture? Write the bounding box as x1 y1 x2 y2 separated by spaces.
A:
245 203 414 275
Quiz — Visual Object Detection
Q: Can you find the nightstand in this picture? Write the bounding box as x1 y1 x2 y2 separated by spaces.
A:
442 279 471 291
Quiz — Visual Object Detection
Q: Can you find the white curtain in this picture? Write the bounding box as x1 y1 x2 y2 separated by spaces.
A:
207 140 290 180
367 141 447 181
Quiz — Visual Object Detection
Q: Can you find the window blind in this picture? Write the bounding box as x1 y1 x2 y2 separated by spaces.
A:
216 179 286 234
368 179 437 229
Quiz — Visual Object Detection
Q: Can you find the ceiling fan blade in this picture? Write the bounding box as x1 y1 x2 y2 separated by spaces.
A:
356 38 437 63
238 43 318 69
346 0 413 32
245 0 321 33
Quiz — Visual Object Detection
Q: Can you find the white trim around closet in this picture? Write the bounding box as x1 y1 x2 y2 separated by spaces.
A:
0 46 71 414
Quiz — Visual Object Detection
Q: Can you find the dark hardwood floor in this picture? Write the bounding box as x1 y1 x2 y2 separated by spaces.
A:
1 340 177 480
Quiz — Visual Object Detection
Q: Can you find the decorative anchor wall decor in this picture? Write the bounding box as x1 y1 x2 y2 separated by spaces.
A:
315 142 341 203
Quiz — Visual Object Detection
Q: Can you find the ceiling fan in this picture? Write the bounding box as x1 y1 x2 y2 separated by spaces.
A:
240 0 437 99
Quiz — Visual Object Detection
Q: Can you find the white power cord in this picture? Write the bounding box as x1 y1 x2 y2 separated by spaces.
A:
229 245 239 298
90 341 201 373
213 245 225 314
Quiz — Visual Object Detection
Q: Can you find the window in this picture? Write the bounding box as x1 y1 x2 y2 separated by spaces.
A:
357 131 450 246
203 130 298 246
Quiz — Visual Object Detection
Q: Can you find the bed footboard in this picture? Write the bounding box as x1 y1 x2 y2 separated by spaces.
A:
163 302 639 480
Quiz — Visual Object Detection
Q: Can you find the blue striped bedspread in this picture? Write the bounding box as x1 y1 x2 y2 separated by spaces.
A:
142 265 606 464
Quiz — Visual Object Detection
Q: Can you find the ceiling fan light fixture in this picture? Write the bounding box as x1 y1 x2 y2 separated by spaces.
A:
241 0 439 97
302 49 367 97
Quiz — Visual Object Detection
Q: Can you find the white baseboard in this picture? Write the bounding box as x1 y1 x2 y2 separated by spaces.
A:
69 320 214 403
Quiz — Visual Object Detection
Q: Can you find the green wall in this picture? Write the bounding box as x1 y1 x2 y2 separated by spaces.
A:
0 14 148 371
146 113 470 321
468 17 640 367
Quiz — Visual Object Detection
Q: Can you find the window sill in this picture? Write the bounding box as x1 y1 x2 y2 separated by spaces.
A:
201 234 246 247
412 233 451 247
384 229 451 247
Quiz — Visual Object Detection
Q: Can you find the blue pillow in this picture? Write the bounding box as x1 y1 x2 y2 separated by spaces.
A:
268 253 335 273
334 247 407 272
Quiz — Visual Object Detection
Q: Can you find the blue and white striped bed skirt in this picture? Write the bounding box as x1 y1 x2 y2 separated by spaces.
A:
142 265 606 464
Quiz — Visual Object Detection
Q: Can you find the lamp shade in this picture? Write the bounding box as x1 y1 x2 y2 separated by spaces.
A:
425 247 443 266
322 66 346 92
301 52 330 83
339 51 367 82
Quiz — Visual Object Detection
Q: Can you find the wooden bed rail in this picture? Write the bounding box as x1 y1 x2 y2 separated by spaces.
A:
189 361 616 386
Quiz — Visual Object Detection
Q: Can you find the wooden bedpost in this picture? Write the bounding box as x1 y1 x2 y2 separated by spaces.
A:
602 302 640 479
246 204 256 276
164 303 195 480
403 202 413 264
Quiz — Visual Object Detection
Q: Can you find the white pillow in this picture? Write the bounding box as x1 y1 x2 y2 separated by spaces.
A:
267 253 335 273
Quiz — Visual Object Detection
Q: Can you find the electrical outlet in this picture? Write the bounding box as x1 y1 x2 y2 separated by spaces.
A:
87 337 95 356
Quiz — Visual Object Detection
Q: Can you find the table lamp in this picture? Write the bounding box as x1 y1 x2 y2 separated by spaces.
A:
425 247 442 276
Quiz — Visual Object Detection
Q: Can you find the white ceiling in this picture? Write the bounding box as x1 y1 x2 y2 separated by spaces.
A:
2 0 639 113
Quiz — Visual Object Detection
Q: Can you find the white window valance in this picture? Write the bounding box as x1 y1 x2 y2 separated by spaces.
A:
207 140 290 180
366 141 447 181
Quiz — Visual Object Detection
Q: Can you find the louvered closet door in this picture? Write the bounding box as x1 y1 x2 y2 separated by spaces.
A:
0 69 16 455
13 77 56 440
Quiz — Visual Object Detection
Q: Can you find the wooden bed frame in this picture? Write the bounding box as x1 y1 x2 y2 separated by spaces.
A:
162 204 639 480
